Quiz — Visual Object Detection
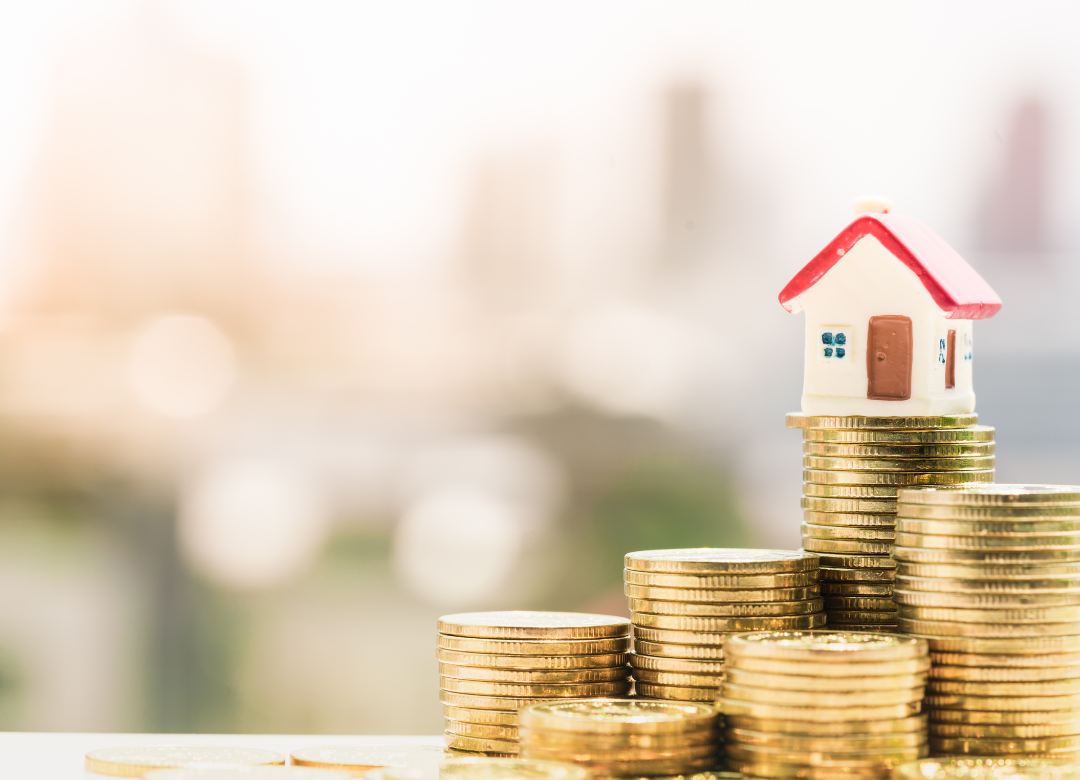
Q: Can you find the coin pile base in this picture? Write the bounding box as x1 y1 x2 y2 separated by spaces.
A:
718 631 929 779
85 746 286 777
895 485 1080 760
624 549 823 705
437 611 632 755
893 757 1080 780
790 415 996 631
518 698 721 777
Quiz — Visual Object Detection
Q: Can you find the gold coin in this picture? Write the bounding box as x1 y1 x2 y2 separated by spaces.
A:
893 546 1080 564
804 469 994 486
624 569 818 589
725 668 925 691
518 698 719 734
435 649 628 670
804 442 995 458
929 651 1080 669
631 613 826 632
897 603 1080 623
915 634 1080 654
438 663 630 683
439 759 591 780
516 728 716 749
625 549 819 575
290 745 447 774
635 627 724 644
443 706 518 726
898 518 1080 536
929 678 1080 696
803 425 995 444
898 617 1080 638
802 523 895 541
628 598 823 617
633 669 724 687
899 485 1080 506
722 682 923 707
441 691 587 711
631 654 724 674
634 682 718 702
725 713 927 736
725 741 926 765
821 582 894 596
729 760 913 780
624 584 821 603
786 413 978 430
443 749 516 759
519 740 717 762
718 697 922 721
727 727 926 750
802 499 898 515
440 677 632 698
804 538 893 555
444 734 519 755
821 597 897 612
825 611 898 624
898 503 1080 519
438 612 630 640
930 664 1080 683
926 692 1080 711
818 566 895 581
725 631 926 662
85 747 286 777
893 757 1080 780
896 561 1080 579
147 770 351 780
803 511 896 529
446 720 519 740
894 589 1080 608
897 575 1080 594
436 635 630 655
803 483 905 498
633 640 724 660
930 722 1080 738
930 709 1080 725
517 750 717 777
804 455 995 472
813 554 896 569
895 531 1080 551
729 655 928 678
929 735 1080 754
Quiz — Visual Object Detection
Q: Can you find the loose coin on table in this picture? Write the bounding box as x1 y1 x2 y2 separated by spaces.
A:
145 769 349 780
85 746 286 777
290 746 446 776
439 758 591 780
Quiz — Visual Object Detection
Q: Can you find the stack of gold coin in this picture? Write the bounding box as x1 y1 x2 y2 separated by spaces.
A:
893 757 1080 780
718 631 929 779
438 611 633 756
518 698 721 776
894 484 1080 760
624 549 824 704
788 413 995 632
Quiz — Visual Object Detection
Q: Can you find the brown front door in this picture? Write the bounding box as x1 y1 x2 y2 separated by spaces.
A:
867 315 913 400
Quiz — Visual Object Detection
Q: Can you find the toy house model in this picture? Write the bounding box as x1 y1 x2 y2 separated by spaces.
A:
778 203 1001 416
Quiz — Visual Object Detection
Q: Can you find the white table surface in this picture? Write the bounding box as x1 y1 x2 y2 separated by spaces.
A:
1 732 444 779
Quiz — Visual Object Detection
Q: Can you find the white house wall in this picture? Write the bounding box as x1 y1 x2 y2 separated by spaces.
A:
787 235 976 416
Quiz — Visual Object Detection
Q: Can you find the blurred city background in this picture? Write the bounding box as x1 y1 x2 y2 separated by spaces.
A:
0 0 1076 736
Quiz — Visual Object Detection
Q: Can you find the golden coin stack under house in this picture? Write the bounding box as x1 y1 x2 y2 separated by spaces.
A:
437 612 632 756
624 549 825 704
895 485 1080 760
791 413 996 632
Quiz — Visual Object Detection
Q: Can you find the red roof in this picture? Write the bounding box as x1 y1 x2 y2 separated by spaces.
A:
778 214 1001 320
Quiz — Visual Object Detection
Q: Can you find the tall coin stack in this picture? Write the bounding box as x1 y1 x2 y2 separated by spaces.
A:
718 631 930 779
437 611 632 756
789 412 996 632
894 485 1080 760
518 698 721 776
624 549 825 704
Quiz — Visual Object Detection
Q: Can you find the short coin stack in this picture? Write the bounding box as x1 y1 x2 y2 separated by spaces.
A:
438 611 632 756
894 485 1080 759
624 549 824 704
789 412 996 632
718 631 929 779
518 698 721 776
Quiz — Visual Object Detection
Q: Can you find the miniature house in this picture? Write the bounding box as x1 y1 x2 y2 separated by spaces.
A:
778 210 1001 416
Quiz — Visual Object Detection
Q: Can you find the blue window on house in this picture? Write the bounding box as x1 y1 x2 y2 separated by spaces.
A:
835 333 846 345
824 347 833 357
821 333 834 345
836 348 845 358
